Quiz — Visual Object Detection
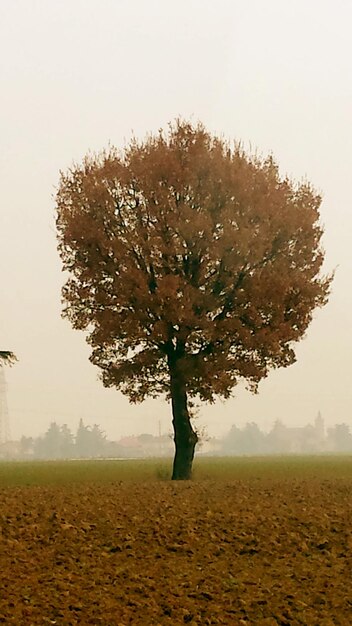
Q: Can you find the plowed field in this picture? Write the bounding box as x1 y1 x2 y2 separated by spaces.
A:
1 463 352 624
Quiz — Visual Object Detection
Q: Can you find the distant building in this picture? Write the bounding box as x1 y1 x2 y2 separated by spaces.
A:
117 434 173 457
0 440 22 460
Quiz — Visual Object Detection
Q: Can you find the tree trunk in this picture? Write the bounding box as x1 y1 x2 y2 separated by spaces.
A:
170 366 198 480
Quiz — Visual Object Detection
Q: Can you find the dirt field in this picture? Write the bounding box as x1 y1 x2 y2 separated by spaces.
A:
1 465 352 624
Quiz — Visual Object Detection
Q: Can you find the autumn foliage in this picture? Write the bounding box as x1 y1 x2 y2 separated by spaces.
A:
56 120 331 478
0 351 16 365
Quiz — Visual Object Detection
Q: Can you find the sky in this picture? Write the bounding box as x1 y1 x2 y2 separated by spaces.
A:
1 0 351 441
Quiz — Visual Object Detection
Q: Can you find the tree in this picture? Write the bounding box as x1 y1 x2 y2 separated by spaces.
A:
90 423 107 456
75 418 92 457
327 423 352 453
222 424 242 455
266 419 290 454
60 423 75 458
56 120 331 479
238 422 266 455
222 422 266 455
34 422 75 459
75 419 106 457
35 422 62 458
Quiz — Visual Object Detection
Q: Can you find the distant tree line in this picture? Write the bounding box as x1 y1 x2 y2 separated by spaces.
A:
7 420 173 460
1 414 351 460
19 419 110 459
221 415 352 455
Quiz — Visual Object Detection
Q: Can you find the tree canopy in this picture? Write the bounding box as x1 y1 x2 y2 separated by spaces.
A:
56 120 331 478
0 351 16 366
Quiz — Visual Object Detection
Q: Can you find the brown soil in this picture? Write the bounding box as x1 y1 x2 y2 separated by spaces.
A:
1 478 352 625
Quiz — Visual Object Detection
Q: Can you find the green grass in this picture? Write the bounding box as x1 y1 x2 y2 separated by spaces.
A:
193 455 352 480
0 458 171 487
1 455 352 487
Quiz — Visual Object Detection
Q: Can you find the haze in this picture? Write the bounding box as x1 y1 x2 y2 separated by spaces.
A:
1 0 351 441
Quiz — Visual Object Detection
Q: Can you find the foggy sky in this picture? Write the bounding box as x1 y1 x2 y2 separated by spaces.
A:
1 0 351 441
